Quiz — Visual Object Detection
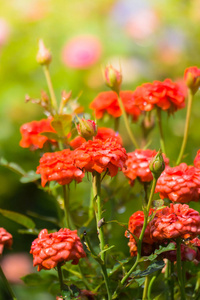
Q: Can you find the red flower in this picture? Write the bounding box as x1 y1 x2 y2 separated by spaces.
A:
132 79 185 113
125 209 155 257
184 66 200 94
19 117 56 150
194 150 200 168
155 163 200 203
150 204 200 241
30 228 86 271
123 149 169 185
70 127 123 149
0 228 13 255
73 138 127 177
36 149 84 187
90 91 141 120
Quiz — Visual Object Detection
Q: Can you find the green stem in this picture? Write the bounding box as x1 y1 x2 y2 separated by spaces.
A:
43 65 58 113
142 274 150 300
147 274 156 300
114 117 120 132
0 265 17 300
112 177 157 299
92 172 112 300
169 262 174 300
116 94 139 148
176 238 186 300
62 185 70 229
57 263 65 291
176 89 193 165
156 108 166 155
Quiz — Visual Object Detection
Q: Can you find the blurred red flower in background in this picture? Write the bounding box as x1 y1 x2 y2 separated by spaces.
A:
74 138 127 177
30 228 86 271
0 228 13 255
132 79 185 113
90 91 141 120
20 117 56 150
36 149 85 187
155 163 200 203
62 35 102 69
123 149 169 185
150 204 200 241
194 150 200 168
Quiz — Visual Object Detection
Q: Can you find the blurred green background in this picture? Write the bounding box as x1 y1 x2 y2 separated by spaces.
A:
1 0 200 299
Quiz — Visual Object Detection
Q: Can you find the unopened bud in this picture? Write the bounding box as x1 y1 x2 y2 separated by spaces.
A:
104 65 122 93
61 90 72 105
77 118 97 140
184 66 200 95
36 39 52 65
149 149 165 179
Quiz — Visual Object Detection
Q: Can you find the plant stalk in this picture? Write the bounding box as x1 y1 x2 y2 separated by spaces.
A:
156 108 166 155
176 238 186 300
176 89 193 165
62 185 70 229
0 265 17 300
43 65 58 113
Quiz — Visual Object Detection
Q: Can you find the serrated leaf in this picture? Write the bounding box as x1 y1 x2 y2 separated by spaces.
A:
131 260 165 278
0 208 35 229
147 243 176 261
0 157 26 176
134 277 146 287
20 171 41 183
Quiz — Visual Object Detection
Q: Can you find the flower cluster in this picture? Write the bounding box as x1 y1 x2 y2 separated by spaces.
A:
30 228 86 271
123 149 169 185
19 117 55 150
132 79 185 114
155 163 200 203
0 228 13 255
36 149 85 187
90 91 141 120
73 138 127 177
70 127 122 149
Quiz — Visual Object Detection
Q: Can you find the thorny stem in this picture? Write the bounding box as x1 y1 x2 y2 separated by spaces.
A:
43 65 58 113
176 89 193 165
92 172 112 300
176 238 186 300
112 177 157 299
0 265 18 300
156 107 166 155
116 94 139 148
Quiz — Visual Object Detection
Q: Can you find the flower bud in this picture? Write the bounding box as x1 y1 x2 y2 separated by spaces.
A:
77 118 97 140
104 65 122 93
184 66 200 95
149 149 165 179
36 39 52 65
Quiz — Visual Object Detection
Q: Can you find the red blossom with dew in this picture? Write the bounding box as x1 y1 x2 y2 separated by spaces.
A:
0 228 13 255
155 163 200 203
19 117 56 150
73 138 127 177
123 149 169 185
150 203 200 241
132 79 185 114
90 91 141 120
36 149 84 187
30 228 86 271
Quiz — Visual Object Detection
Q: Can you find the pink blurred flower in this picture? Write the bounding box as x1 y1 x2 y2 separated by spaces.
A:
1 253 33 284
62 35 102 69
0 18 10 47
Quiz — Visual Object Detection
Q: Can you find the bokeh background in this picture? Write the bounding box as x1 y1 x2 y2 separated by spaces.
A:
1 0 200 299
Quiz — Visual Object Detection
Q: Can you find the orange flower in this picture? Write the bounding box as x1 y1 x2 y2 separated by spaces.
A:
155 163 200 203
19 117 56 150
30 228 86 271
90 91 141 120
0 228 13 255
36 149 84 187
150 204 200 241
132 79 185 114
74 138 127 177
123 149 169 185
70 127 123 149
125 209 155 257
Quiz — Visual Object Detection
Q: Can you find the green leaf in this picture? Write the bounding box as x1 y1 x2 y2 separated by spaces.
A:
22 273 58 286
40 131 60 141
147 243 176 261
27 211 59 226
0 157 26 176
51 114 72 136
18 228 40 235
131 260 165 278
99 245 115 255
0 208 35 229
20 171 41 183
134 277 146 287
